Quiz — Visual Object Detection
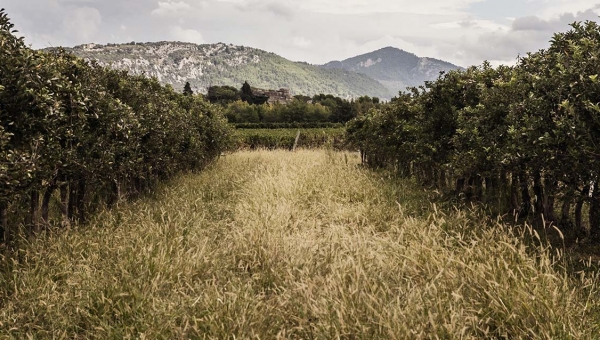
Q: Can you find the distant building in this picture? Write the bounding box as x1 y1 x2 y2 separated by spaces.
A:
251 87 293 104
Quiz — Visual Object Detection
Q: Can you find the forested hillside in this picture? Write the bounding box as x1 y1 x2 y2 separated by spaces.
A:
61 42 393 99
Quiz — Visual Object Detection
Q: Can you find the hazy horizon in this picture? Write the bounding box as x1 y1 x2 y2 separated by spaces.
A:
4 0 600 68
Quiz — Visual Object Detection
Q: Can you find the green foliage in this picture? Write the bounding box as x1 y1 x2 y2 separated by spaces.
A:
232 128 346 150
240 81 253 103
346 20 600 241
238 81 269 105
183 81 193 96
210 53 393 99
223 99 335 124
234 122 343 129
0 9 231 242
206 85 240 105
222 93 382 125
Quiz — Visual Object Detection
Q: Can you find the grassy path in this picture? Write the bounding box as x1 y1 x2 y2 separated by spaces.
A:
0 150 598 339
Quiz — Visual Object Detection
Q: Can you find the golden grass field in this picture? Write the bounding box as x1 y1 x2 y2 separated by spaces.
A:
1 150 599 339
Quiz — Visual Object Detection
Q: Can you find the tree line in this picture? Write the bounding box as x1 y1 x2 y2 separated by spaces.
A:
0 9 230 243
347 21 600 240
204 82 381 124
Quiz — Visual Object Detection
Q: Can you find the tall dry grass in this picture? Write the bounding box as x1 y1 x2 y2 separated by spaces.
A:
0 150 598 339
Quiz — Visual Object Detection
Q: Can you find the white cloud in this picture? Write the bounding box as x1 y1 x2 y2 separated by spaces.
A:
152 1 192 16
292 37 312 48
432 19 509 31
538 0 600 18
295 0 484 15
450 7 600 66
170 26 205 44
234 0 296 19
62 7 102 41
4 0 600 70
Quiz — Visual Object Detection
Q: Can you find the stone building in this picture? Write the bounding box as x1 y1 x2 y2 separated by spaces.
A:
251 87 293 104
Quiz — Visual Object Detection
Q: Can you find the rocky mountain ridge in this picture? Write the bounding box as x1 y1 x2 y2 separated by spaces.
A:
60 41 393 99
56 42 463 99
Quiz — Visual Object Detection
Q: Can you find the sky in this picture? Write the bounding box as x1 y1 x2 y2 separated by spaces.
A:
3 0 600 67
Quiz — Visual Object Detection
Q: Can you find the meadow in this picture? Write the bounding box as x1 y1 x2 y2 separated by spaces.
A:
1 150 598 339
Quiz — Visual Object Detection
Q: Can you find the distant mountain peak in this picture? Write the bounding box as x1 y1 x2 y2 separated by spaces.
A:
322 47 462 93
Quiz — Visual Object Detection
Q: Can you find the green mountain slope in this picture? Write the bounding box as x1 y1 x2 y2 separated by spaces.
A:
58 42 392 99
322 47 463 94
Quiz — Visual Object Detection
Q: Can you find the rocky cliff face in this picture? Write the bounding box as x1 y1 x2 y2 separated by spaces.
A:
67 42 262 93
59 41 393 99
57 42 460 99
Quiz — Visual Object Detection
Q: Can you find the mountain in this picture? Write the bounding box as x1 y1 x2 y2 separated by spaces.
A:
322 47 463 94
58 42 393 99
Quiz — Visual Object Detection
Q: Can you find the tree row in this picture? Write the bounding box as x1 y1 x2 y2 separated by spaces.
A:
347 21 600 240
0 9 230 243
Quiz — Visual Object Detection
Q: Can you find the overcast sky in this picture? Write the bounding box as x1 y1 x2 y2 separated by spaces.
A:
3 0 600 67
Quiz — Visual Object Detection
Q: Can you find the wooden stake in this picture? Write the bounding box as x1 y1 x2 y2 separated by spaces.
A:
292 130 301 152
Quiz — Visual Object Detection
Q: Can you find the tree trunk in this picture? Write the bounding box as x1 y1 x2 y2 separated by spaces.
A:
510 173 519 215
543 178 557 222
108 180 119 208
68 180 77 222
41 182 57 225
59 183 70 228
533 172 544 220
76 177 86 223
498 171 507 207
560 193 572 228
456 178 465 196
589 183 600 239
465 176 475 200
474 175 483 201
519 171 531 218
440 170 447 189
484 176 492 203
575 186 589 235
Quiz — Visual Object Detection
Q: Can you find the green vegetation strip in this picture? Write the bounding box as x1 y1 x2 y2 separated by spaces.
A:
234 122 344 129
1 150 598 338
232 128 346 150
